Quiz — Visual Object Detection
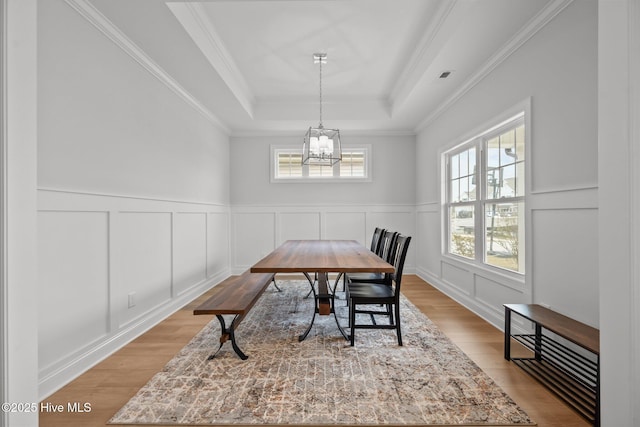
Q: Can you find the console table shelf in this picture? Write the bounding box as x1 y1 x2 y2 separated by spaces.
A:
504 304 599 427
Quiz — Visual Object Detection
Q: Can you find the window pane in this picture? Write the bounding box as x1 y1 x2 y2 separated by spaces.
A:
451 153 460 179
515 124 525 161
451 179 460 203
309 163 333 177
277 153 302 178
487 136 500 168
450 147 476 201
502 164 516 198
468 147 476 180
460 176 470 201
450 206 475 259
500 129 517 165
486 168 499 199
485 202 524 273
459 150 469 176
516 161 525 196
340 151 366 177
468 179 477 201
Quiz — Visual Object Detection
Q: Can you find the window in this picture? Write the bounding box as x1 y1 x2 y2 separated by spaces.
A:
444 113 525 274
272 145 371 182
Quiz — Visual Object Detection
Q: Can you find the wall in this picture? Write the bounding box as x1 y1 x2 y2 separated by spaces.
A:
37 0 231 398
229 134 416 273
598 0 640 424
1 0 39 425
415 0 599 330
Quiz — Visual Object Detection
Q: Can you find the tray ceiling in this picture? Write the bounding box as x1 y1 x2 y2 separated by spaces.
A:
86 0 565 135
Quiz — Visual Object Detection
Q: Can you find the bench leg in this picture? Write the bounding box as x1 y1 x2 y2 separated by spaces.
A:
504 307 511 360
207 315 249 361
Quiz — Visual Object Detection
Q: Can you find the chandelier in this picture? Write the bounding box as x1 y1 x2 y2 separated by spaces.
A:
302 53 342 166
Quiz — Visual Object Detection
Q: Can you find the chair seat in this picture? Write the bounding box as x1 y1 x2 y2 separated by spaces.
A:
347 282 394 300
347 272 385 283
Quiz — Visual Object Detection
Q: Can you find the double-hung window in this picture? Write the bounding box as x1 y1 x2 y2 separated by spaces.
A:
272 145 371 182
445 113 525 274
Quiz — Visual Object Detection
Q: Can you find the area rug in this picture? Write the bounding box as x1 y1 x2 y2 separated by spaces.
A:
109 280 533 426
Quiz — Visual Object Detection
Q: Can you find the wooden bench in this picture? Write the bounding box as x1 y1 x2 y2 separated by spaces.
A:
504 304 600 426
194 270 276 360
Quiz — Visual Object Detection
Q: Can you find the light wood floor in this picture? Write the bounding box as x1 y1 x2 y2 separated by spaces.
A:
40 275 590 427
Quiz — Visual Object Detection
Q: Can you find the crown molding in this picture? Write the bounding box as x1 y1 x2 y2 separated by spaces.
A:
63 0 231 134
230 128 416 138
415 0 575 132
167 2 255 118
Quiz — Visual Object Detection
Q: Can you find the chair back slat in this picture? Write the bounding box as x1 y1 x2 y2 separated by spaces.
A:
370 227 385 253
377 230 398 262
390 235 411 294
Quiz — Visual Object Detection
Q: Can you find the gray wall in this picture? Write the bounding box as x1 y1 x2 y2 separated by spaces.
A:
229 134 417 273
36 0 232 397
415 0 599 329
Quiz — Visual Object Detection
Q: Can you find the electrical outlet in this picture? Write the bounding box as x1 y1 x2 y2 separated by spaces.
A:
128 292 136 308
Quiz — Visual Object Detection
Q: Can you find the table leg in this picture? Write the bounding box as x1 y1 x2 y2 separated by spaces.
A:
298 272 349 342
299 273 318 341
317 272 331 315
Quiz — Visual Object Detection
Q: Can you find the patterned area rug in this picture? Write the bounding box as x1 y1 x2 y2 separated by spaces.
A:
109 280 533 426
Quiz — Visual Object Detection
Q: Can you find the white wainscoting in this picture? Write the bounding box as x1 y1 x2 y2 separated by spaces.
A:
230 205 416 274
37 189 230 399
416 186 599 331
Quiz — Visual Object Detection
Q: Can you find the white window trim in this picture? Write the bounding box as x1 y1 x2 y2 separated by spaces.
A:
270 144 372 183
441 99 531 280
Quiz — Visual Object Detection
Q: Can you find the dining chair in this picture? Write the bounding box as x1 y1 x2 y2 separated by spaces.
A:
346 234 411 346
334 227 386 291
345 230 398 285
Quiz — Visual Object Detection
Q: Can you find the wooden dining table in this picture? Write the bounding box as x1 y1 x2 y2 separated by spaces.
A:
250 240 395 341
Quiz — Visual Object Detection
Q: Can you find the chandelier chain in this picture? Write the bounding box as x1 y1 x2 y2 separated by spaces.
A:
318 58 323 127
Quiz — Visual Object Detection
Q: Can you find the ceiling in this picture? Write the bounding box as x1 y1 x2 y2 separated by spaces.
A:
87 0 556 136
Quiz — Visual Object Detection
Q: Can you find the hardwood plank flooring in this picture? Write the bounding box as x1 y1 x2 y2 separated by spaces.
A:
40 275 590 427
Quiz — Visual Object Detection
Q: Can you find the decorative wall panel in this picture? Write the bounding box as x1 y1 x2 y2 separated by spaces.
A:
532 208 598 327
279 212 321 243
37 189 230 397
38 211 109 375
173 212 207 295
441 261 473 296
118 212 172 327
325 212 367 243
233 212 276 269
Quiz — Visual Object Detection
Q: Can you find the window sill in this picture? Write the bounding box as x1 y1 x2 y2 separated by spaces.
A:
270 177 372 184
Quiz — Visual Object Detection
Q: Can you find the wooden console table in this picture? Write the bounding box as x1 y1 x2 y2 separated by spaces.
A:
504 304 599 427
